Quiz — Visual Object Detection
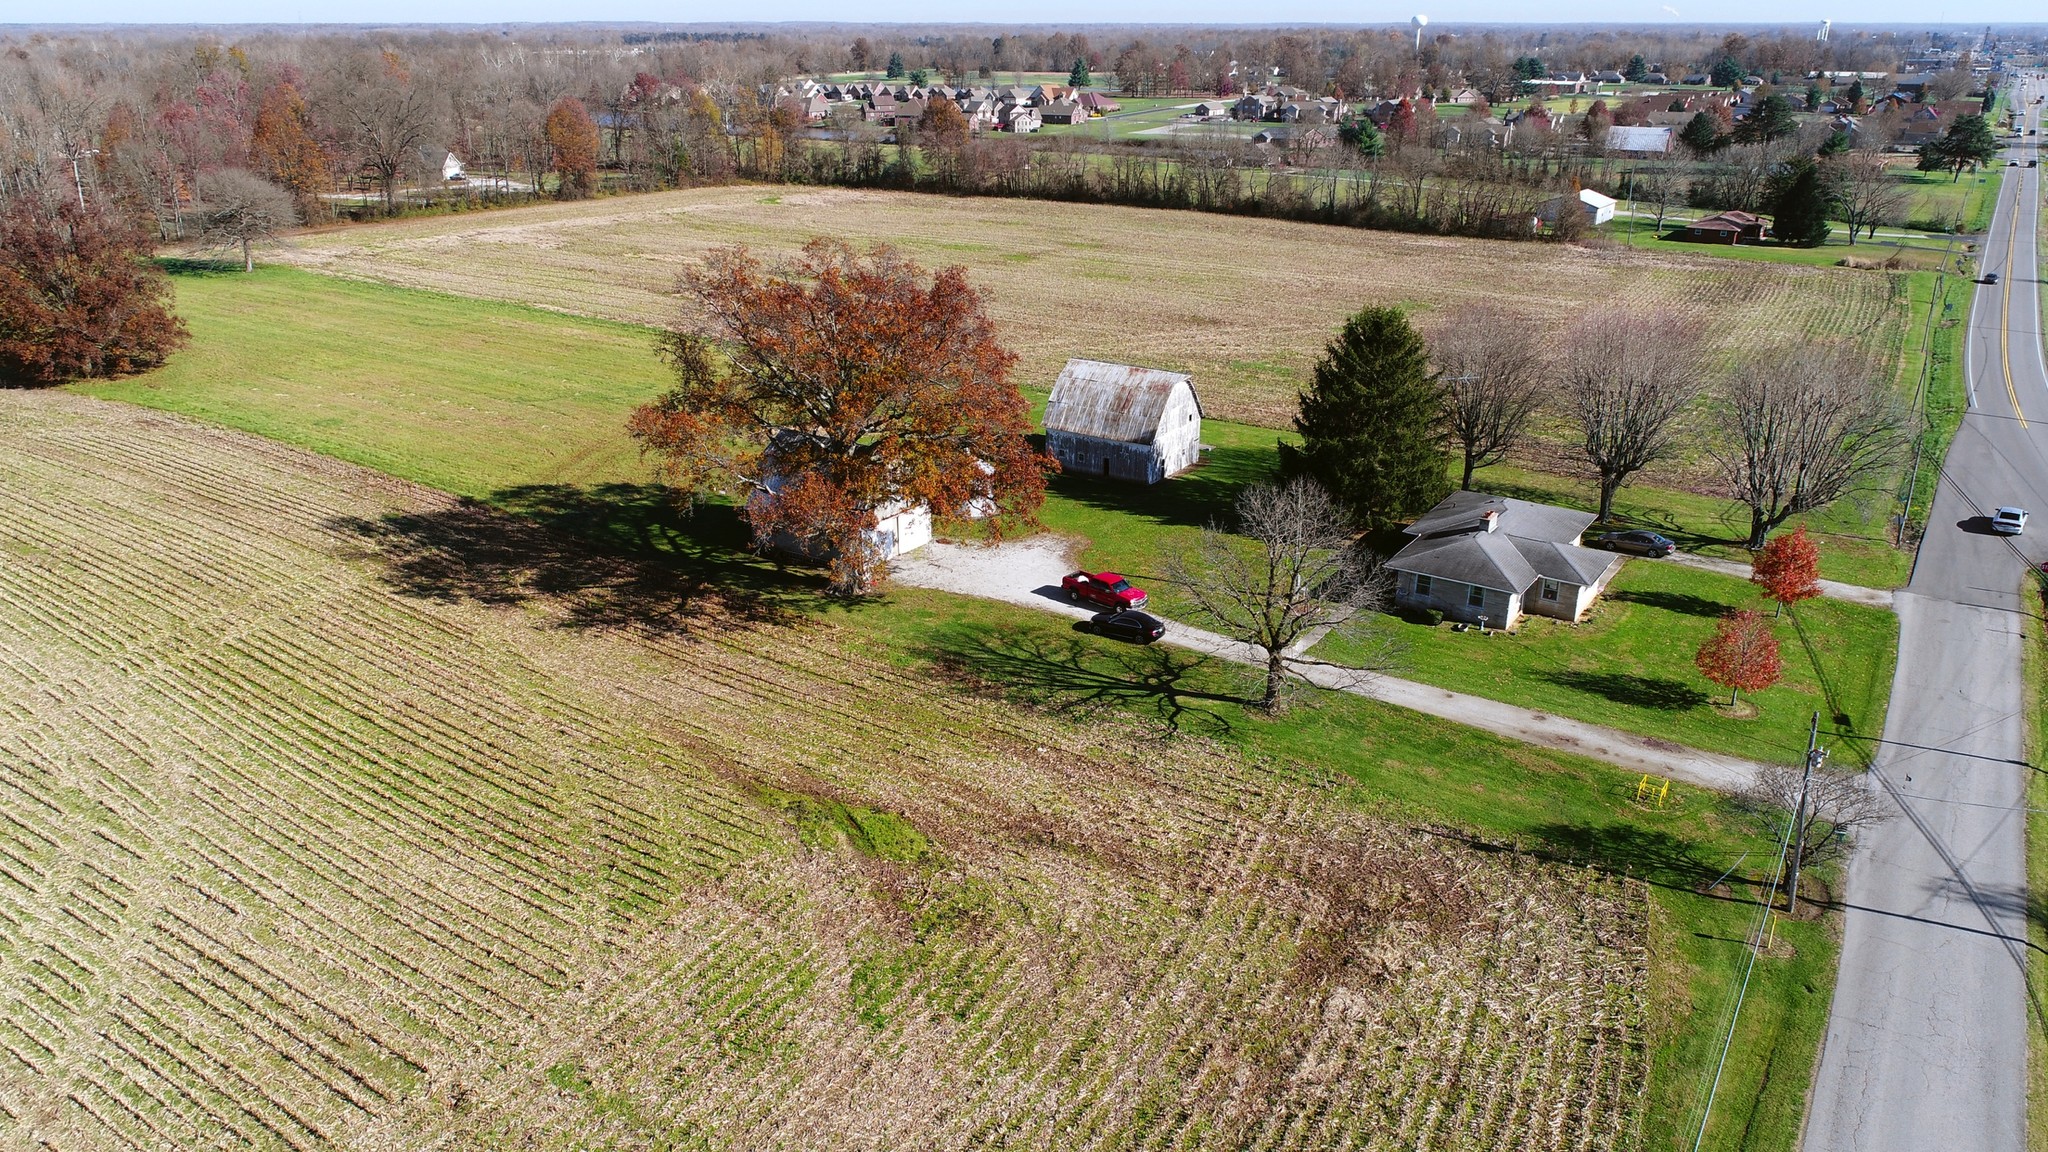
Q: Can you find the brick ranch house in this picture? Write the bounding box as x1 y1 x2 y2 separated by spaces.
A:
1387 492 1623 630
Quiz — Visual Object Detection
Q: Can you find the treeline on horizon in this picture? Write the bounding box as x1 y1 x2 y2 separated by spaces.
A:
0 21 2015 250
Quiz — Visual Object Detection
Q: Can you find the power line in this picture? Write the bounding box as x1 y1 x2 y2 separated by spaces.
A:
1691 781 1800 1152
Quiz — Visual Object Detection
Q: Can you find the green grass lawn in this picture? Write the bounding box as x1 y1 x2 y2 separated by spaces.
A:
1034 96 1210 139
1315 560 1898 767
86 263 1839 1151
1475 461 1911 589
77 265 669 498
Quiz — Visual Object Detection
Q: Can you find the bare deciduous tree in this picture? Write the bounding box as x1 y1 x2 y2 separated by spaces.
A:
1714 343 1903 549
1824 152 1912 245
1431 303 1548 490
329 51 440 214
1562 310 1710 523
195 169 296 272
1744 763 1892 909
1166 477 1390 713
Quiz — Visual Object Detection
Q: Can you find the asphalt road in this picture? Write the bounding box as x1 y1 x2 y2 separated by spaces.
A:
1804 81 2045 1151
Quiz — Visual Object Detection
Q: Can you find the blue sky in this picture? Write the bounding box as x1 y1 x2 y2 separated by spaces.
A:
3 0 2038 29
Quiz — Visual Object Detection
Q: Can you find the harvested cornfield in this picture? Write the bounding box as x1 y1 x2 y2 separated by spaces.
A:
0 390 1648 1150
278 186 1911 427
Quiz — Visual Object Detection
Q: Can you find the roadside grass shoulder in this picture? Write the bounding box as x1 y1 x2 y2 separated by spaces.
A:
1313 560 1898 767
1899 267 1974 547
2023 577 2048 1152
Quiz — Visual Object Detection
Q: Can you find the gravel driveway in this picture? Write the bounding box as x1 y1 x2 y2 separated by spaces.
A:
891 537 1766 792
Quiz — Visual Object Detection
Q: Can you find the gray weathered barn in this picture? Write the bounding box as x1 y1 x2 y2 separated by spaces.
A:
1043 359 1203 484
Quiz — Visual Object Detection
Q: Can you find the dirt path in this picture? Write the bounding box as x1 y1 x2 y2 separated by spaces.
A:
891 539 1766 793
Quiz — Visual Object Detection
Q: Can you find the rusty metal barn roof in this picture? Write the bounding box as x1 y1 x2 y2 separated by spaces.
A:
1044 359 1199 444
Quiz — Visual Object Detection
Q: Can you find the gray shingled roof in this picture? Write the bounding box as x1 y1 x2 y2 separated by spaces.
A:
1510 537 1622 586
1390 491 1610 591
1403 491 1595 543
1044 359 1199 444
1388 531 1535 593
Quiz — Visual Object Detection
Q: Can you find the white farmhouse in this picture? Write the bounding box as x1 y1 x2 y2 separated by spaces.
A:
1044 359 1203 484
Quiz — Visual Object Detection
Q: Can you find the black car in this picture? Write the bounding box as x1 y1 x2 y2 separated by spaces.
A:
1593 530 1677 557
1986 272 2001 285
1085 609 1167 644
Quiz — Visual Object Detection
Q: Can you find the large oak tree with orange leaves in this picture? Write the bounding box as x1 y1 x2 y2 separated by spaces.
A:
630 240 1052 595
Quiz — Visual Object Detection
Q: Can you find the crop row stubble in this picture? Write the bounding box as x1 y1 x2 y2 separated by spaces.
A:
0 389 1645 1150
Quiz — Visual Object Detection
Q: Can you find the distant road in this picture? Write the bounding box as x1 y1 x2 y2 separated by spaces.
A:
1804 79 2045 1152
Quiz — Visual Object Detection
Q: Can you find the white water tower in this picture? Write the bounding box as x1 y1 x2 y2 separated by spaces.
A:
1412 13 1429 54
1817 19 1831 42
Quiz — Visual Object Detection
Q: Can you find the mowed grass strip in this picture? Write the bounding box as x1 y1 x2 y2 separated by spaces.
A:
274 182 1911 428
81 265 669 497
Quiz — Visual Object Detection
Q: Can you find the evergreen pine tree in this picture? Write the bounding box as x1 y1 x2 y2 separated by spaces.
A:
1278 307 1450 533
1069 57 1091 87
1679 110 1726 154
1818 129 1852 156
1338 115 1385 157
1845 78 1866 110
1624 53 1648 81
1769 158 1834 246
886 51 905 79
1734 93 1798 143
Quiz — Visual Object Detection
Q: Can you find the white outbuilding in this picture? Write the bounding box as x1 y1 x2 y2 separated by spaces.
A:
1539 188 1618 228
1043 359 1203 485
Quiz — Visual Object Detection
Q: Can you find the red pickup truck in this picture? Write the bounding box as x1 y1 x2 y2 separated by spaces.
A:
1062 570 1148 610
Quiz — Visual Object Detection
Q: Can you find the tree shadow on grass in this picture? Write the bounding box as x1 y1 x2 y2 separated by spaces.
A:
1045 443 1279 531
1423 820 1731 895
1539 669 1711 711
157 256 242 278
1606 587 1735 618
1527 821 1716 889
924 622 1241 737
326 482 818 635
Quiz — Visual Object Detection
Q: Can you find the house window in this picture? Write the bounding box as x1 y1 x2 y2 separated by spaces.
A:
1540 578 1560 602
1467 584 1486 608
1413 574 1432 598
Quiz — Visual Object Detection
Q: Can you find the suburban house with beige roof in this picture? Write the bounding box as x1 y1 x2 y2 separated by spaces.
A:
1043 359 1202 484
1387 492 1623 630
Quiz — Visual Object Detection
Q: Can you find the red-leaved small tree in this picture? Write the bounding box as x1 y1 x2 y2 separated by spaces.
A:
1751 527 1822 616
0 196 187 387
1696 610 1783 706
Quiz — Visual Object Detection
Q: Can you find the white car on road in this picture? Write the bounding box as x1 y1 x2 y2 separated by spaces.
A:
1992 506 2029 534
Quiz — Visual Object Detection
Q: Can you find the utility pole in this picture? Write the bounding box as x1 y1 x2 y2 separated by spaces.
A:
1786 711 1826 914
